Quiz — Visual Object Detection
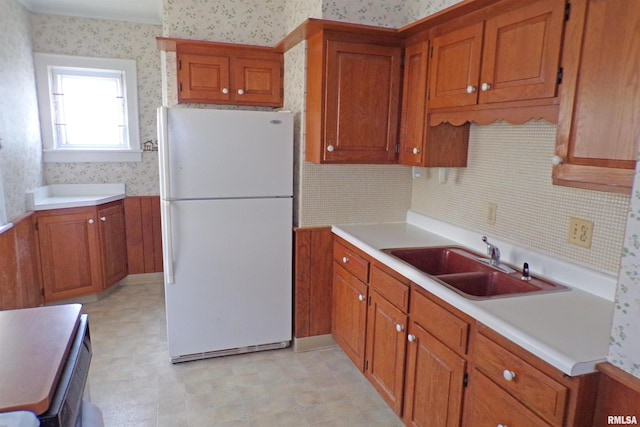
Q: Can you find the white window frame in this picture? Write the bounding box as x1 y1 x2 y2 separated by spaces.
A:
34 53 142 163
0 165 12 235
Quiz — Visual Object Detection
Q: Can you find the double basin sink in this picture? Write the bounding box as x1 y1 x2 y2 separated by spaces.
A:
383 246 567 300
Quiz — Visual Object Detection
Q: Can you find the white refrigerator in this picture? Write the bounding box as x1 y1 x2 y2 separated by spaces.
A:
157 106 293 363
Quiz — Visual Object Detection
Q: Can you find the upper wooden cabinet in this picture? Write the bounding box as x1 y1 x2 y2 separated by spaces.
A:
399 41 470 167
175 41 283 107
306 31 402 164
553 0 640 194
428 0 566 123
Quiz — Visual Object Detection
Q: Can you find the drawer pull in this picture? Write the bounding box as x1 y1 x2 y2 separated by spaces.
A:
358 294 365 302
502 370 516 381
342 256 349 263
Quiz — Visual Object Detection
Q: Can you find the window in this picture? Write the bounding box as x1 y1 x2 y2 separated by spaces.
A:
34 53 142 162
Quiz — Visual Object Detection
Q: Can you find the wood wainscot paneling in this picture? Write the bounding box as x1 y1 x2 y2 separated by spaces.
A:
0 213 43 310
294 227 333 338
124 196 163 274
593 363 640 426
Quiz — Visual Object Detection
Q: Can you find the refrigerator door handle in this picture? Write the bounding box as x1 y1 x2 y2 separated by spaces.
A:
157 106 171 199
161 200 175 284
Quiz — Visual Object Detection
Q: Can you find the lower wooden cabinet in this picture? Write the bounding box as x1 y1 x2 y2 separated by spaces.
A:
365 289 408 415
403 321 466 427
331 262 369 371
98 202 128 289
330 234 599 426
463 369 551 427
36 200 127 302
471 326 600 427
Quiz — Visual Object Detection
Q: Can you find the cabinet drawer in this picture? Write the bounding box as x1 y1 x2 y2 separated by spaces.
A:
475 333 567 426
370 265 409 312
464 370 551 427
333 241 369 283
410 289 468 355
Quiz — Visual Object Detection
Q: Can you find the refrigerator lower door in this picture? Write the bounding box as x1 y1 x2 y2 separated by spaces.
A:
163 198 292 362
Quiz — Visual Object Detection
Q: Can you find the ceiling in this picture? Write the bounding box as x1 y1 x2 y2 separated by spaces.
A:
18 0 163 24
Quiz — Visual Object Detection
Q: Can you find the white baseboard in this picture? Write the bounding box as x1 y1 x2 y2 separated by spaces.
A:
292 334 336 352
120 272 164 286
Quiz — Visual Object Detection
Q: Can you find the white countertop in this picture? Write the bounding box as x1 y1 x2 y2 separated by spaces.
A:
27 184 126 211
332 210 616 376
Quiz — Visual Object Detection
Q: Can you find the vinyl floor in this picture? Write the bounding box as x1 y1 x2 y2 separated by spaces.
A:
82 282 404 427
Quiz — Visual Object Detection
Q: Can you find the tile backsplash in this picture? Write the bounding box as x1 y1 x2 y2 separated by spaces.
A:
411 121 630 276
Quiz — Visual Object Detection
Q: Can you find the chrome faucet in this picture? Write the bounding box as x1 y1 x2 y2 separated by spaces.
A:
479 236 516 274
482 236 501 267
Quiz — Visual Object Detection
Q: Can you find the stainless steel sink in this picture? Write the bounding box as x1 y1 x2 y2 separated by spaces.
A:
382 246 567 300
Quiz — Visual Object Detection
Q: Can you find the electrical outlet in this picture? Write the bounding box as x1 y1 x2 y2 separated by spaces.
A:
487 203 497 225
568 217 593 248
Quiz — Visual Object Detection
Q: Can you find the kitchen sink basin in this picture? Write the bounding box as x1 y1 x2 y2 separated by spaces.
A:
382 247 567 300
384 247 488 275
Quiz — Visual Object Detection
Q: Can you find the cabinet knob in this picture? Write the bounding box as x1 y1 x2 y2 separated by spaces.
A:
222 88 229 94
88 219 94 224
412 147 421 155
502 370 516 381
396 324 405 332
358 294 365 302
100 216 107 222
481 82 492 91
342 256 349 263
466 85 477 94
497 424 508 427
551 155 564 165
327 145 335 152
407 334 416 343
237 89 244 95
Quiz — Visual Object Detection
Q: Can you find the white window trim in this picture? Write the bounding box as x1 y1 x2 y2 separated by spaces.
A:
0 165 12 235
34 53 142 163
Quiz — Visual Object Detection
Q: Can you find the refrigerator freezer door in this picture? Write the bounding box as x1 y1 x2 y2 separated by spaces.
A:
163 198 292 359
160 108 293 200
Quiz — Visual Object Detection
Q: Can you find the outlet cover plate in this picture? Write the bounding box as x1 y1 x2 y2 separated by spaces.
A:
568 217 593 248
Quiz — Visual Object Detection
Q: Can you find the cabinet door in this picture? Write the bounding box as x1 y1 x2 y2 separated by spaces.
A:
554 0 640 193
332 263 368 371
365 290 407 415
323 40 402 163
399 42 429 166
429 23 484 109
99 202 128 289
403 322 466 427
178 53 231 103
233 57 282 106
38 210 102 301
463 370 551 427
479 0 565 104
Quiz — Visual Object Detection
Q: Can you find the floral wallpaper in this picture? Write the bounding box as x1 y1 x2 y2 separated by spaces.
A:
609 159 640 377
0 0 44 221
30 14 163 195
163 0 288 45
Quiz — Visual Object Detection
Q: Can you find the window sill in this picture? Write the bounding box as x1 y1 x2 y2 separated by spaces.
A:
0 223 14 236
43 149 143 163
